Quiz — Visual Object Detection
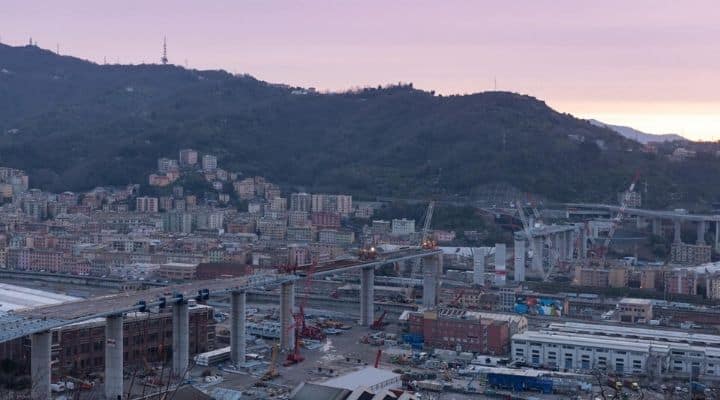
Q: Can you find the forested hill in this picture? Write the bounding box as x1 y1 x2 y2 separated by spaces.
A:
0 43 717 208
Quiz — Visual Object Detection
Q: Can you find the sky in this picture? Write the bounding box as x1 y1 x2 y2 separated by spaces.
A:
2 0 719 140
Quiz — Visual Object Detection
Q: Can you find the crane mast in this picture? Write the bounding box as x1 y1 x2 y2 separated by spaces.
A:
598 171 641 265
421 201 436 249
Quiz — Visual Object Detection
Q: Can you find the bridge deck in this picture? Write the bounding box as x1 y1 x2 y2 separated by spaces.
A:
0 249 439 342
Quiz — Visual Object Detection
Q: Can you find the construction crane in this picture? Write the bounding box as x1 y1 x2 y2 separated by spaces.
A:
420 201 436 250
542 236 563 281
283 332 305 366
370 310 388 330
261 344 280 381
516 201 537 267
297 304 326 340
595 172 641 265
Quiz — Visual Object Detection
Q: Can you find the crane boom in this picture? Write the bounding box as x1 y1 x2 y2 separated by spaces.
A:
421 201 436 249
599 172 641 265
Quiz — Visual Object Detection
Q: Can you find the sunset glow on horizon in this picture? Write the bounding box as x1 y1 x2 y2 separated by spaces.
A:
2 0 719 140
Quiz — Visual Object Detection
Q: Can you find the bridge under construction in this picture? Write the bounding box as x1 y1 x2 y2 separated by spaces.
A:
0 248 441 399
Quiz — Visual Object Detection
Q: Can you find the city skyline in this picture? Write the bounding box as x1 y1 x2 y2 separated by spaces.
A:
2 0 719 140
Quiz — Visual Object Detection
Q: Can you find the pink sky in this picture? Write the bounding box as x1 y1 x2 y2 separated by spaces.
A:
2 0 719 139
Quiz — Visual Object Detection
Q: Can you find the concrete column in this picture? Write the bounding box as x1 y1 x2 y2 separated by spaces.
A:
172 300 189 377
31 331 51 400
557 233 565 262
473 248 485 286
494 243 506 286
360 266 375 326
279 281 295 351
532 237 544 271
422 255 442 308
697 221 707 245
580 228 588 259
514 237 525 282
105 314 124 400
652 218 662 236
230 290 246 367
674 220 682 244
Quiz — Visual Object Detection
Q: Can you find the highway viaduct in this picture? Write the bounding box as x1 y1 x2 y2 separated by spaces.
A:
0 248 441 399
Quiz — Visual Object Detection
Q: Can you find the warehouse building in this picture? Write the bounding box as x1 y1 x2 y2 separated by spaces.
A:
512 323 720 381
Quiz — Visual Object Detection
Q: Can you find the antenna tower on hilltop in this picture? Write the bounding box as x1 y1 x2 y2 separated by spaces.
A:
161 37 168 65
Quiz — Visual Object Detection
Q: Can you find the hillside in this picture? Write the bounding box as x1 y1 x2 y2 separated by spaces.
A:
588 119 687 144
1 43 719 208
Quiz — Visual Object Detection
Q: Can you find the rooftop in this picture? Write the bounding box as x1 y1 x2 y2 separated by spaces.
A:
619 298 653 305
321 367 400 391
545 321 720 347
0 283 78 313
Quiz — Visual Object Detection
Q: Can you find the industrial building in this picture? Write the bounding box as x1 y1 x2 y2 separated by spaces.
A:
407 308 520 354
512 322 720 380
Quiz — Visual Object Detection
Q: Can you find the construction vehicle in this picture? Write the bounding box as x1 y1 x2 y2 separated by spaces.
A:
374 349 382 368
296 305 326 340
260 344 280 381
359 246 378 261
370 311 388 330
283 333 305 366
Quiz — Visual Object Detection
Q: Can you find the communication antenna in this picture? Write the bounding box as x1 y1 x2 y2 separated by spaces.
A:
56 43 60 55
494 77 497 91
161 36 168 64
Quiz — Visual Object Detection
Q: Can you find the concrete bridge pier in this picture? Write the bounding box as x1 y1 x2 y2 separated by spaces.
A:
172 300 189 378
674 220 682 244
30 331 51 400
422 254 442 308
532 237 544 272
652 218 662 236
697 221 707 245
279 281 295 351
230 290 246 367
360 266 375 326
513 236 525 282
105 314 124 400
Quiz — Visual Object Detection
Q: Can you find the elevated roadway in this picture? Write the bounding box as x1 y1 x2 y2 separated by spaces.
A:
0 248 438 343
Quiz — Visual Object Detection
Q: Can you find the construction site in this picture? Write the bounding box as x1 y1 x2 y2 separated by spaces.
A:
1 176 720 400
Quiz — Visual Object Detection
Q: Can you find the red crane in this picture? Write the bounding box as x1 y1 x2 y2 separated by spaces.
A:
370 311 388 330
283 329 305 366
285 262 326 366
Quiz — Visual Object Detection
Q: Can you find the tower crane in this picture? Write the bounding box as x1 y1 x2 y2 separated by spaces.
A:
420 169 442 250
595 171 641 266
516 201 537 265
420 201 436 249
